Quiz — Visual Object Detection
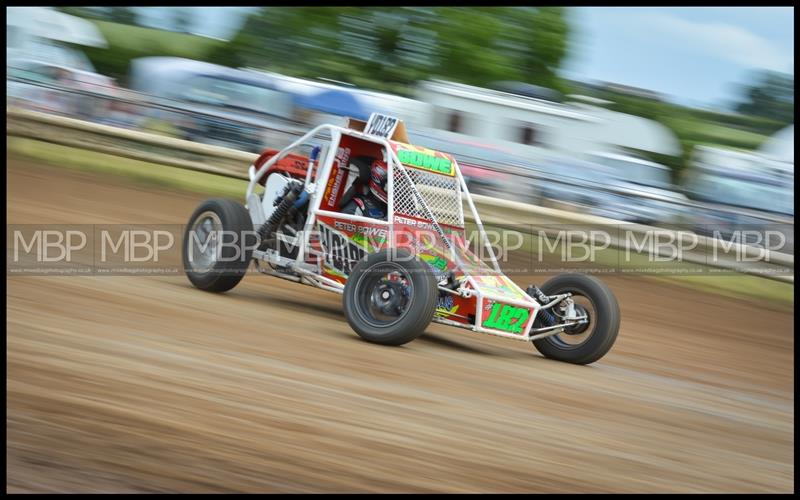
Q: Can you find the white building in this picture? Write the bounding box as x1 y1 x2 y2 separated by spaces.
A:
415 79 681 162
6 7 107 58
691 124 794 180
758 124 794 166
237 73 683 165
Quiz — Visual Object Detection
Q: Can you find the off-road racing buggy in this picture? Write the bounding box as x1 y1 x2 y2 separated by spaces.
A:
183 114 620 364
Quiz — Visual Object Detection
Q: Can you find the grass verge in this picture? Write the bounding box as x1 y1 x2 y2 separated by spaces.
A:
7 136 248 199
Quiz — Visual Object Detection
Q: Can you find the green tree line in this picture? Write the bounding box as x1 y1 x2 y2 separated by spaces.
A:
207 7 571 96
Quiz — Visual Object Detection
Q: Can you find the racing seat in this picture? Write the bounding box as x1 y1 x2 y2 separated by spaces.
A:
338 156 376 210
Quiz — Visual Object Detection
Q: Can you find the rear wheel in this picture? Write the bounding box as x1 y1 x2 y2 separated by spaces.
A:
183 198 256 293
531 273 620 364
343 249 438 346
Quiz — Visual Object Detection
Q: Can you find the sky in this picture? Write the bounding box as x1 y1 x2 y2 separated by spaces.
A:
132 7 794 109
562 7 794 108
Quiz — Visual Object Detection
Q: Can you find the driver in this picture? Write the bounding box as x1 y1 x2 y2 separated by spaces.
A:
341 160 388 220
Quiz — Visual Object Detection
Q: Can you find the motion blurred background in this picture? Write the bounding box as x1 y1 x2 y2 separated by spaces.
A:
7 6 794 232
6 6 795 493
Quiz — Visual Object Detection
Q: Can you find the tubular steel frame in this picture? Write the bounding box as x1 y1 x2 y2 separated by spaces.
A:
245 124 552 341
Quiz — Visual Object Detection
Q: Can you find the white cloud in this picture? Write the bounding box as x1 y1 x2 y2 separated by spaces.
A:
631 11 793 72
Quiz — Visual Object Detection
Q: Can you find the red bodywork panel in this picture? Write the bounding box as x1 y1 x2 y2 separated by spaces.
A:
320 135 385 211
254 134 385 212
253 148 313 184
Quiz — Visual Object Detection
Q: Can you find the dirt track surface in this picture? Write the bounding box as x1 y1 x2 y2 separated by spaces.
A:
6 161 794 493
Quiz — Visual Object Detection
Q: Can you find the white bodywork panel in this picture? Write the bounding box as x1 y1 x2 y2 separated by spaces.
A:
261 173 291 220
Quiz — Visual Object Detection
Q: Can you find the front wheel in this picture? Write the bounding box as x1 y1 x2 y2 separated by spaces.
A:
343 249 438 346
182 198 256 293
531 273 620 364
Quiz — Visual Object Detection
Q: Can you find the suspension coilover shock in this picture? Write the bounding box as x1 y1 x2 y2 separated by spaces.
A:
257 181 304 249
527 285 558 328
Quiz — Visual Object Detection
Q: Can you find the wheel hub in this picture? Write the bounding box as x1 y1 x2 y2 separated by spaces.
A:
563 303 591 335
188 211 222 270
371 280 408 316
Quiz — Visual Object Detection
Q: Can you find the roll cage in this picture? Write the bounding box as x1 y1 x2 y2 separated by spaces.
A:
244 115 546 341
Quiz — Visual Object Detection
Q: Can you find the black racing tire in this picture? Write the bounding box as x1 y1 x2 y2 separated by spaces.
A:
531 273 620 365
343 249 438 346
182 198 256 293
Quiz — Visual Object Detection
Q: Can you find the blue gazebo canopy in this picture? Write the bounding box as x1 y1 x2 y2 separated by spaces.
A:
293 89 369 120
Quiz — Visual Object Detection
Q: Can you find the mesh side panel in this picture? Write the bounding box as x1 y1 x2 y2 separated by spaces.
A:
393 165 464 228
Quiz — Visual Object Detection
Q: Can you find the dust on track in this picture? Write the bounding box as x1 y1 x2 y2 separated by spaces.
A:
6 160 794 492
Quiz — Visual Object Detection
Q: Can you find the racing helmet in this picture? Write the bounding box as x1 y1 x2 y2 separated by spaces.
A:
369 160 388 204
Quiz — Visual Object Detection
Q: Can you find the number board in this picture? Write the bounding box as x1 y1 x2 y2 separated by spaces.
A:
364 113 400 138
481 300 532 335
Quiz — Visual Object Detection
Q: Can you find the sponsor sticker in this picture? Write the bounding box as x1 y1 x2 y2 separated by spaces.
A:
390 142 456 176
318 222 369 276
396 149 454 176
